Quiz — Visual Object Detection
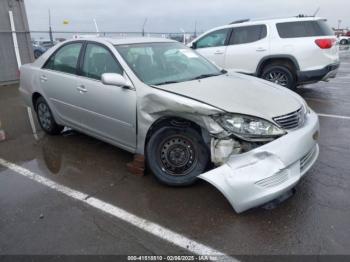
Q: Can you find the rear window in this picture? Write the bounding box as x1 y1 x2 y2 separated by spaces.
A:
228 25 267 45
277 20 334 38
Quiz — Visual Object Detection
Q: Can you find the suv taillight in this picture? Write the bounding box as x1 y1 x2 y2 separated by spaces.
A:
315 38 336 49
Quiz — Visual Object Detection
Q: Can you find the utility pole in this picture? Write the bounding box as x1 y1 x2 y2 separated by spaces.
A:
48 9 53 44
142 18 148 37
194 20 197 38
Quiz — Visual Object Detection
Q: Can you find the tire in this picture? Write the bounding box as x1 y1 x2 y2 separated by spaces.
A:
146 126 209 186
35 96 64 135
340 39 349 45
34 50 43 59
261 64 296 91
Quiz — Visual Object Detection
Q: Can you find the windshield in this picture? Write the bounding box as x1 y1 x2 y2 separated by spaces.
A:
115 42 222 85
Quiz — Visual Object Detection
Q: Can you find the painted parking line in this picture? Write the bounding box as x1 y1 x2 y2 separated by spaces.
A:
317 113 350 120
27 106 39 140
0 158 235 260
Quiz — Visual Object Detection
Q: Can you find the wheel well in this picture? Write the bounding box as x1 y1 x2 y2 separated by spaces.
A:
32 92 42 111
258 58 298 78
145 117 203 147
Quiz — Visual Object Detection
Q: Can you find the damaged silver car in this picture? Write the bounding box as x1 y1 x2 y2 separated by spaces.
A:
19 38 320 213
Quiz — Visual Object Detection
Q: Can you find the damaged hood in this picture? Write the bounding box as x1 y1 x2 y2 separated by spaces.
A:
154 73 303 120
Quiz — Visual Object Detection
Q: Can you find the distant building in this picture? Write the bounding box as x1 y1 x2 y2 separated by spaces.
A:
0 0 33 85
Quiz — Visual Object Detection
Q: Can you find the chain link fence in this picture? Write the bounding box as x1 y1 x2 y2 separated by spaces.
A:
29 30 199 44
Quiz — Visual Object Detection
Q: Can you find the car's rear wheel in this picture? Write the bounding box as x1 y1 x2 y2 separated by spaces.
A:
146 126 209 186
35 97 64 135
262 65 296 91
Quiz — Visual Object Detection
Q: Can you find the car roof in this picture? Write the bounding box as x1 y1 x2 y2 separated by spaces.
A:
213 16 326 30
64 37 176 45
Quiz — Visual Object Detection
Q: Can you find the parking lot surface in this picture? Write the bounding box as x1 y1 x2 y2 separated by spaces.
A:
1 49 350 256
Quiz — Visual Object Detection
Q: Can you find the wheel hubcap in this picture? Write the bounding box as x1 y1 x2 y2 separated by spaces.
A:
38 103 52 130
159 136 196 176
265 71 289 87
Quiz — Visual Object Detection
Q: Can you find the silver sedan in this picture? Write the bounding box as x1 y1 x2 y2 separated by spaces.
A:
19 37 319 213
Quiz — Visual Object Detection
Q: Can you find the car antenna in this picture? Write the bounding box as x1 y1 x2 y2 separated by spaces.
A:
313 7 320 17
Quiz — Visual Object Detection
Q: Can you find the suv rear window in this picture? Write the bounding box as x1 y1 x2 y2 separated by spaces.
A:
228 25 267 45
277 20 334 38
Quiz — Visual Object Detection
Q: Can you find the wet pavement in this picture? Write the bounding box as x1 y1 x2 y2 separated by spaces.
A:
1 49 350 256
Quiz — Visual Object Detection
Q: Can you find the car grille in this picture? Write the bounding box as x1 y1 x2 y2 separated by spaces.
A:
300 146 317 171
273 107 305 130
255 170 289 188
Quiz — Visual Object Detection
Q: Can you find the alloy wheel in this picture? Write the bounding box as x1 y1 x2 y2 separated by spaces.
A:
37 102 52 130
265 71 289 87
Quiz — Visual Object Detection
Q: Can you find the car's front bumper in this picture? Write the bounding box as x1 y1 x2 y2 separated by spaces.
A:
199 110 320 213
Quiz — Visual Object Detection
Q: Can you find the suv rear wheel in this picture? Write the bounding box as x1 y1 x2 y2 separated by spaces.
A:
146 126 209 186
262 64 296 90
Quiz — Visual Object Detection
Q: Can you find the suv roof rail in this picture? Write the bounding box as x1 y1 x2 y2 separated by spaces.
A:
296 14 314 18
229 19 250 25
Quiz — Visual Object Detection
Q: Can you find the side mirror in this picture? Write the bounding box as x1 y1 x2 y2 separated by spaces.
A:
101 73 132 89
191 42 197 49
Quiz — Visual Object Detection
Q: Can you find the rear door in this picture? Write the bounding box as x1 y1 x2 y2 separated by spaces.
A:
224 25 269 74
75 42 137 150
40 42 85 126
193 28 230 67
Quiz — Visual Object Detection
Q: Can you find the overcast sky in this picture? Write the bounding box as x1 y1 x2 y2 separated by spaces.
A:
24 0 349 33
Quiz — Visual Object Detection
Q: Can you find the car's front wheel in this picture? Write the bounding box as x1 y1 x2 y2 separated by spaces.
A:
262 64 296 91
35 96 64 135
146 126 209 186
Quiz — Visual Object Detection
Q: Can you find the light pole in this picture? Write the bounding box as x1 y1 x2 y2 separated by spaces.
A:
48 9 53 44
180 28 186 44
142 18 148 37
194 20 197 38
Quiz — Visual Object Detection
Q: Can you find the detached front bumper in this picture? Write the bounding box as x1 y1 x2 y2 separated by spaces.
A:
199 110 320 213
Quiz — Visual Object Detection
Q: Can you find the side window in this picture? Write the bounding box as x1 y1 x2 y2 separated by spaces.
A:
81 43 123 80
229 25 267 45
44 43 82 74
195 29 230 49
276 21 334 38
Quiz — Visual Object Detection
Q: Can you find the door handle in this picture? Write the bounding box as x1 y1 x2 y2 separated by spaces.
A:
214 50 224 55
40 75 48 82
256 48 267 52
76 85 87 93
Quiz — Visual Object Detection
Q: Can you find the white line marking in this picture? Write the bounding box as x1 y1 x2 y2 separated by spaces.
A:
27 107 39 140
0 158 234 259
318 113 350 120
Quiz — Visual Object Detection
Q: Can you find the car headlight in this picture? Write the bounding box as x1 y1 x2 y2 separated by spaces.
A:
214 114 286 141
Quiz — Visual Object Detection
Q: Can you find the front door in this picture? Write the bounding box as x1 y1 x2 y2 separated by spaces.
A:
76 42 137 150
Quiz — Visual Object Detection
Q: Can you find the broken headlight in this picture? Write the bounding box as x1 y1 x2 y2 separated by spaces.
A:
214 114 286 141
